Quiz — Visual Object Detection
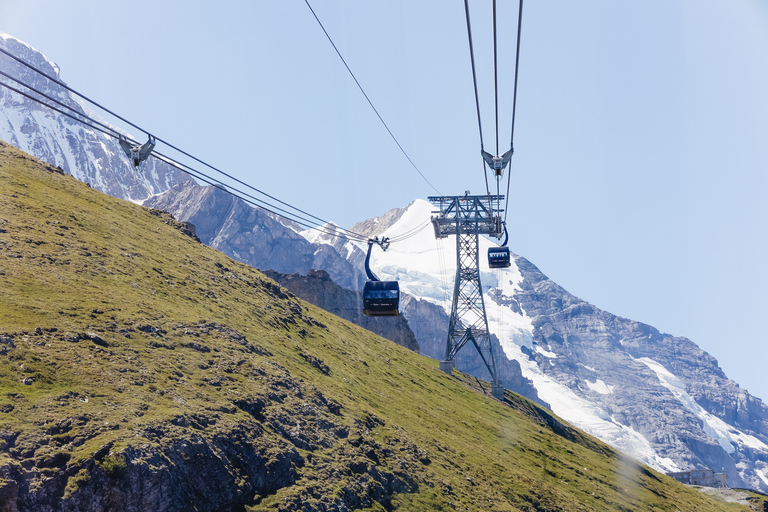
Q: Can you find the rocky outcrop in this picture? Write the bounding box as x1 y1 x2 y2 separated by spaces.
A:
263 269 420 354
0 328 427 512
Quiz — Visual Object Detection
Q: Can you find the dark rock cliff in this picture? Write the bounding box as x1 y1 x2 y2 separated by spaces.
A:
263 269 420 354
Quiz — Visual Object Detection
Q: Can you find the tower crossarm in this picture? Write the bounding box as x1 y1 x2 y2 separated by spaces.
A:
428 194 504 238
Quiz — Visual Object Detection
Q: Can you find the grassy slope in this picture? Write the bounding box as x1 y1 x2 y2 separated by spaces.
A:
0 140 761 511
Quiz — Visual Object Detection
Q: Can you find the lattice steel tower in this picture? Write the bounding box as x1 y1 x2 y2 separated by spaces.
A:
429 193 505 400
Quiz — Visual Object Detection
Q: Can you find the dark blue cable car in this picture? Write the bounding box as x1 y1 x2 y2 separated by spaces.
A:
362 237 400 317
488 225 511 269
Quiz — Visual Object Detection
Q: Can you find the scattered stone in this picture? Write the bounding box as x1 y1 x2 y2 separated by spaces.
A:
0 335 15 348
21 377 33 386
85 332 108 347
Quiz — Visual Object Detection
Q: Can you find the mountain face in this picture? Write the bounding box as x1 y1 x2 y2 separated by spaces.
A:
511 254 768 487
6 140 758 512
0 33 192 202
4 33 768 494
144 182 366 292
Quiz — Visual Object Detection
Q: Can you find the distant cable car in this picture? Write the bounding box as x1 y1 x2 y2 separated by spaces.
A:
488 225 511 269
362 237 400 317
119 134 155 168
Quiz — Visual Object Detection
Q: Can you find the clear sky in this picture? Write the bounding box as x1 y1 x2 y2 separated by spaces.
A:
2 1 767 401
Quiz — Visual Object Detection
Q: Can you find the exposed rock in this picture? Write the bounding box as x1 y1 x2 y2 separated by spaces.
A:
263 269 420 354
512 253 768 490
144 183 365 290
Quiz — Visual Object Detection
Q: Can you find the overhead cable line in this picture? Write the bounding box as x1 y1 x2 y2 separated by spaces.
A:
464 0 491 196
0 46 361 239
303 0 441 196
504 0 525 224
493 0 500 156
463 0 525 229
0 74 371 243
0 50 380 243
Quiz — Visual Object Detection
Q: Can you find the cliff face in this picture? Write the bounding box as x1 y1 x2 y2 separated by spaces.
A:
263 269 420 354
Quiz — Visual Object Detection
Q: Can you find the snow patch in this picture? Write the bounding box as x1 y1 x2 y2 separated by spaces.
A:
637 357 768 455
536 345 558 358
499 339 678 471
585 379 614 395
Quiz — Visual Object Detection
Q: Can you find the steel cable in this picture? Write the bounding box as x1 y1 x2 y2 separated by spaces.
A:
0 78 371 243
0 45 373 242
304 0 440 196
463 0 491 196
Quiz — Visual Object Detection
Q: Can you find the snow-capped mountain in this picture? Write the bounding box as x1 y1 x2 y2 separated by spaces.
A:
344 199 768 491
0 33 191 202
4 32 768 493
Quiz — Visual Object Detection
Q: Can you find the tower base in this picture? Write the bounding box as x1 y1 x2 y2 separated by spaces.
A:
439 360 454 375
491 380 505 401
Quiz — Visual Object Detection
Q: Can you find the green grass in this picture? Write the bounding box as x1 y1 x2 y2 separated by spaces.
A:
0 140 762 511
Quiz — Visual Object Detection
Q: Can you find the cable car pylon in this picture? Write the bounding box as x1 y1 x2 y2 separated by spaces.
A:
429 193 505 400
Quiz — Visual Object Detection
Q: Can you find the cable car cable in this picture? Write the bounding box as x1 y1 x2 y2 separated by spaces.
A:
493 0 500 156
504 0 524 225
0 78 371 243
0 46 364 237
463 0 491 197
303 0 440 196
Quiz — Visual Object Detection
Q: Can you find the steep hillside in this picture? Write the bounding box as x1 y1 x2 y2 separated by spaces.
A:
2 146 763 511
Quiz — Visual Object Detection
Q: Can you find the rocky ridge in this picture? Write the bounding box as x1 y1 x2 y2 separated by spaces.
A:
144 182 366 291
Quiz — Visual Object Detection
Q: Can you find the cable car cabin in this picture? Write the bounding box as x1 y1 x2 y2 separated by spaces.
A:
363 280 400 316
488 246 511 269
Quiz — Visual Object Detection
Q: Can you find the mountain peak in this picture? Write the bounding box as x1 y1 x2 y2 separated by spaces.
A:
0 32 60 80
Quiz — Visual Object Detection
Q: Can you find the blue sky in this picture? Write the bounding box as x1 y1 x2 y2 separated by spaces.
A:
2 0 768 401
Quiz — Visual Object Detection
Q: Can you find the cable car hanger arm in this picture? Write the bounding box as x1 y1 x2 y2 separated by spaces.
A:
481 147 513 177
